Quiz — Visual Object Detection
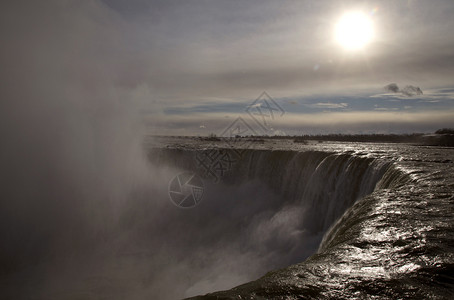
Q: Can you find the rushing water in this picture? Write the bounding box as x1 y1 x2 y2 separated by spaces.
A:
148 137 454 299
2 138 453 299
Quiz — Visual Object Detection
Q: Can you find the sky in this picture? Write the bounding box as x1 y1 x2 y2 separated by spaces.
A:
2 0 454 136
102 0 454 135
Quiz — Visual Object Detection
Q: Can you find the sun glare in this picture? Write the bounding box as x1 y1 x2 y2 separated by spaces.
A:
335 11 374 50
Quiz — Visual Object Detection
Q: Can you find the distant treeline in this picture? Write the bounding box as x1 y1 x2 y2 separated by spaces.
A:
217 133 425 143
435 128 454 134
196 129 454 146
292 133 424 143
286 130 453 146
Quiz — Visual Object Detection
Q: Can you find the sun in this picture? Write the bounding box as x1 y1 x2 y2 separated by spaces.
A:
335 11 374 50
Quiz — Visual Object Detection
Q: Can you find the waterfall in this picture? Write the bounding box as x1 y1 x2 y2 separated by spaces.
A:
148 147 407 238
143 147 417 298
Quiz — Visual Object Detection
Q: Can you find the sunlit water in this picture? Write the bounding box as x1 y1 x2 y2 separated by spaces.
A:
157 138 453 299
2 137 453 299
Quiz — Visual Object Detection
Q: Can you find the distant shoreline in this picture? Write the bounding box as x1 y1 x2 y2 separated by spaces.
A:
149 133 454 147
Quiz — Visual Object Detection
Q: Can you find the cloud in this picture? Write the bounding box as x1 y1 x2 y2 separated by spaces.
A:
306 102 349 109
384 83 400 93
97 0 454 104
401 85 423 96
384 83 423 97
145 109 454 135
248 103 264 109
374 107 399 111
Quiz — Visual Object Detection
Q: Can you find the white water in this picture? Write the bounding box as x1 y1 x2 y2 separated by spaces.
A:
1 138 427 300
143 145 404 298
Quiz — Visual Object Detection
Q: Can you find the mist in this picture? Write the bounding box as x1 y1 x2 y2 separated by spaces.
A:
0 2 317 298
0 0 156 297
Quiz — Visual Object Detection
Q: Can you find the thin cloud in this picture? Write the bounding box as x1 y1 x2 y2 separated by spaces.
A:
372 86 454 102
307 102 349 109
146 109 454 135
